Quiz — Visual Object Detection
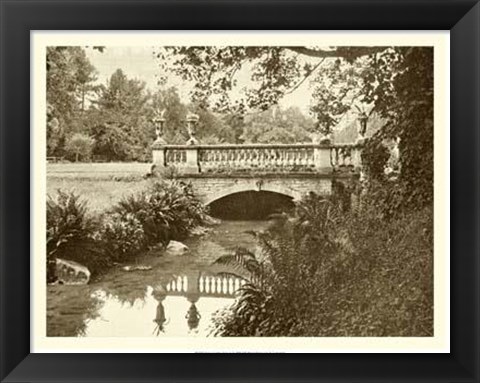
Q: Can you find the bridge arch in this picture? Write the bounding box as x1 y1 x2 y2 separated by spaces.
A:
203 182 302 206
207 189 295 220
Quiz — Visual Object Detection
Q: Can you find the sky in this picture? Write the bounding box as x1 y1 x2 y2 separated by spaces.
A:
84 46 315 114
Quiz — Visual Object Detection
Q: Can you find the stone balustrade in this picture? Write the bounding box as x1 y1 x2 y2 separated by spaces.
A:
330 144 363 170
152 142 362 175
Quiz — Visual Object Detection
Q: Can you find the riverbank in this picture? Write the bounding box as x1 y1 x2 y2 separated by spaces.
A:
47 220 269 337
47 172 210 283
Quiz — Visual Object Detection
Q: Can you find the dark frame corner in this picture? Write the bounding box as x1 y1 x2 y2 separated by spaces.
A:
1 1 479 382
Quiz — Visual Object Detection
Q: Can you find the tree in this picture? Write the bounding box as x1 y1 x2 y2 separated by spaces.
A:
65 133 94 162
89 69 151 161
156 46 383 111
240 106 314 144
158 46 434 211
361 47 433 210
46 47 99 155
72 49 99 112
150 87 239 144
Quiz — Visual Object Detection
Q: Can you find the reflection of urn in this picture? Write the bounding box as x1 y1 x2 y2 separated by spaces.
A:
152 285 168 335
186 112 199 145
185 302 201 330
152 109 167 145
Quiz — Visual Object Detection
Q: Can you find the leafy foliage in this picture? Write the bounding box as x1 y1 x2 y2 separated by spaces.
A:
47 181 209 280
213 194 433 337
65 133 95 162
46 47 99 156
88 69 152 161
240 106 314 144
156 46 383 112
46 190 102 281
112 181 209 246
100 213 146 262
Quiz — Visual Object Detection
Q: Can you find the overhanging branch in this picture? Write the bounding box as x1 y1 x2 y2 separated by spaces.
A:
285 46 389 59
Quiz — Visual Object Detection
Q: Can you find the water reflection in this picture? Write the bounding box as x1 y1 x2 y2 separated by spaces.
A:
153 271 245 336
48 221 270 337
152 290 168 335
84 272 246 337
186 303 201 332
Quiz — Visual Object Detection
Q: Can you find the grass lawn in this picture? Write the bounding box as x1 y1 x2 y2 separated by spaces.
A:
47 162 154 213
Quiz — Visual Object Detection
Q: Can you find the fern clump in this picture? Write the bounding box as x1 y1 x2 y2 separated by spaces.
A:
213 193 433 337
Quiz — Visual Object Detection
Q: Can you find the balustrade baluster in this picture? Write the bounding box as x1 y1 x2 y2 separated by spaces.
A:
292 148 301 167
291 149 298 167
280 149 286 168
241 149 248 168
236 148 242 168
229 149 234 168
215 149 221 168
223 149 228 167
257 148 263 169
284 149 289 167
245 149 252 168
269 148 276 169
280 148 285 168
299 149 305 167
253 148 259 169
208 150 215 169
227 149 233 168
330 148 336 168
251 149 256 168
269 148 275 168
285 149 290 168
274 148 280 168
237 149 243 168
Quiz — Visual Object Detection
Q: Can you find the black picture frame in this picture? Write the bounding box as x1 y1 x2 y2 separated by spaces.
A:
1 0 479 382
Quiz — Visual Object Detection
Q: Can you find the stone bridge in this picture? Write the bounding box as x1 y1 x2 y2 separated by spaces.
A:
152 142 363 205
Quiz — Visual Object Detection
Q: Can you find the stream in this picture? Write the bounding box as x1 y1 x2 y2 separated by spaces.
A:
47 220 270 337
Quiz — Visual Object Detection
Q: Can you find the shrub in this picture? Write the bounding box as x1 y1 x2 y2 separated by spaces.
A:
46 190 104 281
112 180 208 246
213 194 433 337
100 213 146 262
46 181 208 281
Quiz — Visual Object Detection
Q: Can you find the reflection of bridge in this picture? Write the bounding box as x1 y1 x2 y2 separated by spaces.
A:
152 143 363 205
165 271 246 299
152 271 246 334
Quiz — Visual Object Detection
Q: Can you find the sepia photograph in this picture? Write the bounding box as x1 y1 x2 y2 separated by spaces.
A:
35 32 448 350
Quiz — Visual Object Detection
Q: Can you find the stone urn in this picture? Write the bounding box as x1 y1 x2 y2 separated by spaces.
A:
356 111 368 144
186 112 200 145
152 109 167 145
